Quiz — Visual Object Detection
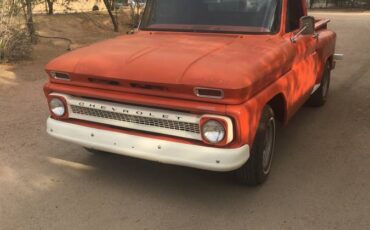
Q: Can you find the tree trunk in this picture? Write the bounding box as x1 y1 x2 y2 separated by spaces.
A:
46 0 54 15
24 0 36 43
103 0 119 32
310 0 315 8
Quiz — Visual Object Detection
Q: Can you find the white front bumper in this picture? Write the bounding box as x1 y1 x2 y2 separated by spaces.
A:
46 118 250 172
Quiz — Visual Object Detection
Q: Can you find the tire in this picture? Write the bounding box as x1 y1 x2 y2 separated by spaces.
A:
84 147 109 155
235 106 276 186
306 63 331 107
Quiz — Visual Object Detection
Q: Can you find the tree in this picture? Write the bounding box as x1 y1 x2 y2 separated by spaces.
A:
45 0 54 15
23 0 36 42
308 0 315 8
129 0 145 28
103 0 119 32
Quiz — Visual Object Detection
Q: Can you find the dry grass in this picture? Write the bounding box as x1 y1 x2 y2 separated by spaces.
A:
33 0 107 14
0 0 137 63
0 24 32 62
0 1 33 62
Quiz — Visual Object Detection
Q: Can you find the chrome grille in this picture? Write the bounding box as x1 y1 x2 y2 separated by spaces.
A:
70 105 200 134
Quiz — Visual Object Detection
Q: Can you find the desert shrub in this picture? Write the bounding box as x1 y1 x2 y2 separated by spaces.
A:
0 25 32 61
0 0 33 62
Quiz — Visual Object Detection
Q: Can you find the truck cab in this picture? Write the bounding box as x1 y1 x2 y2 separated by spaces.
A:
44 0 337 185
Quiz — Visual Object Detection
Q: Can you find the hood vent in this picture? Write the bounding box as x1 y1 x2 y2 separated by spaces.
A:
51 72 71 81
194 87 224 99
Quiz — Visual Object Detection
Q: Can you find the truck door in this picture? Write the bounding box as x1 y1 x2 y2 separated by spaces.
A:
285 0 319 112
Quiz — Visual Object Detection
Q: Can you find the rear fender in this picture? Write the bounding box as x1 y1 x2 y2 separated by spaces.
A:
315 30 337 83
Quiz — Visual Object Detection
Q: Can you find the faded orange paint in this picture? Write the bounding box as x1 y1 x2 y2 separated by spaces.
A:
44 0 336 149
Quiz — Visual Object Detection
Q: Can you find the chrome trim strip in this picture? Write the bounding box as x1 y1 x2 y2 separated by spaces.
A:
334 53 344 61
311 83 321 94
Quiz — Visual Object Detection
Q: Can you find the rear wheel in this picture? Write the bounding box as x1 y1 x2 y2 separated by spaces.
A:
307 62 331 107
235 106 276 186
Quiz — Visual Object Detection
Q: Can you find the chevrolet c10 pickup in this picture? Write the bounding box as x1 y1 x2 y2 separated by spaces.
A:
44 0 338 185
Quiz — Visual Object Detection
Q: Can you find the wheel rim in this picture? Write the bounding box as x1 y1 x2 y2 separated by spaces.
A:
262 117 276 174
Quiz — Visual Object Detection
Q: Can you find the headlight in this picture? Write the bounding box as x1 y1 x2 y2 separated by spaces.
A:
49 98 66 117
202 120 225 144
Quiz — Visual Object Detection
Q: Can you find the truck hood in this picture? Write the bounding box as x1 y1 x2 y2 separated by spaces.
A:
46 32 294 104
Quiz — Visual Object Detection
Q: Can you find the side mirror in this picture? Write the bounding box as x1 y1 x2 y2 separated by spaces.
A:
291 16 316 43
300 16 315 35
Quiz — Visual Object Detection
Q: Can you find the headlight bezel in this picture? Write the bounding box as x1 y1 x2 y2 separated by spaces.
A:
48 96 68 119
200 116 232 146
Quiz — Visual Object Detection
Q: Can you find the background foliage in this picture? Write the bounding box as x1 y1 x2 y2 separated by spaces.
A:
308 0 370 8
0 0 33 62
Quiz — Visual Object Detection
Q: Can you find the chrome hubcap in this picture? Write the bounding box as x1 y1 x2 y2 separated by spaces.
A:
262 117 276 174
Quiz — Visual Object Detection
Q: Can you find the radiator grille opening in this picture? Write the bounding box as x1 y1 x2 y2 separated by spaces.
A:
70 105 200 134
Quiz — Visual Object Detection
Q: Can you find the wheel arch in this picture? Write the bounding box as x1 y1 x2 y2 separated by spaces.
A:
315 55 333 85
267 93 288 124
327 55 334 69
239 91 288 148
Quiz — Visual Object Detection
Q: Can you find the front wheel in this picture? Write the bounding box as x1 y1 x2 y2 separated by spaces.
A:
235 106 276 186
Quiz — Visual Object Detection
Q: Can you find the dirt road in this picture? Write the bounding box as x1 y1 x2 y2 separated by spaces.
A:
0 12 369 230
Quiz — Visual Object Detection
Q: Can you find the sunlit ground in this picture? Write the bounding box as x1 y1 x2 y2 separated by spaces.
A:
47 157 96 171
0 65 17 87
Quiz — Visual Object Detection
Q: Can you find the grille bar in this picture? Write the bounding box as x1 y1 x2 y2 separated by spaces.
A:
52 93 203 141
70 105 200 133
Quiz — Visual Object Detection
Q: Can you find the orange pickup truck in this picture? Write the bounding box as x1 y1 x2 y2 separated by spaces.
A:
44 0 338 185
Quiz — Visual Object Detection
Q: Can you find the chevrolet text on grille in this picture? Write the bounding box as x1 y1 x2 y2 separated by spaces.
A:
77 102 184 121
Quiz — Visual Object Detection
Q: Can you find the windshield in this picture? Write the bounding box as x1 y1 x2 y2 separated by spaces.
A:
141 0 281 33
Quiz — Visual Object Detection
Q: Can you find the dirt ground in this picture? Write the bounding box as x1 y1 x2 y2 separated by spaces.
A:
0 12 369 230
32 0 107 14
